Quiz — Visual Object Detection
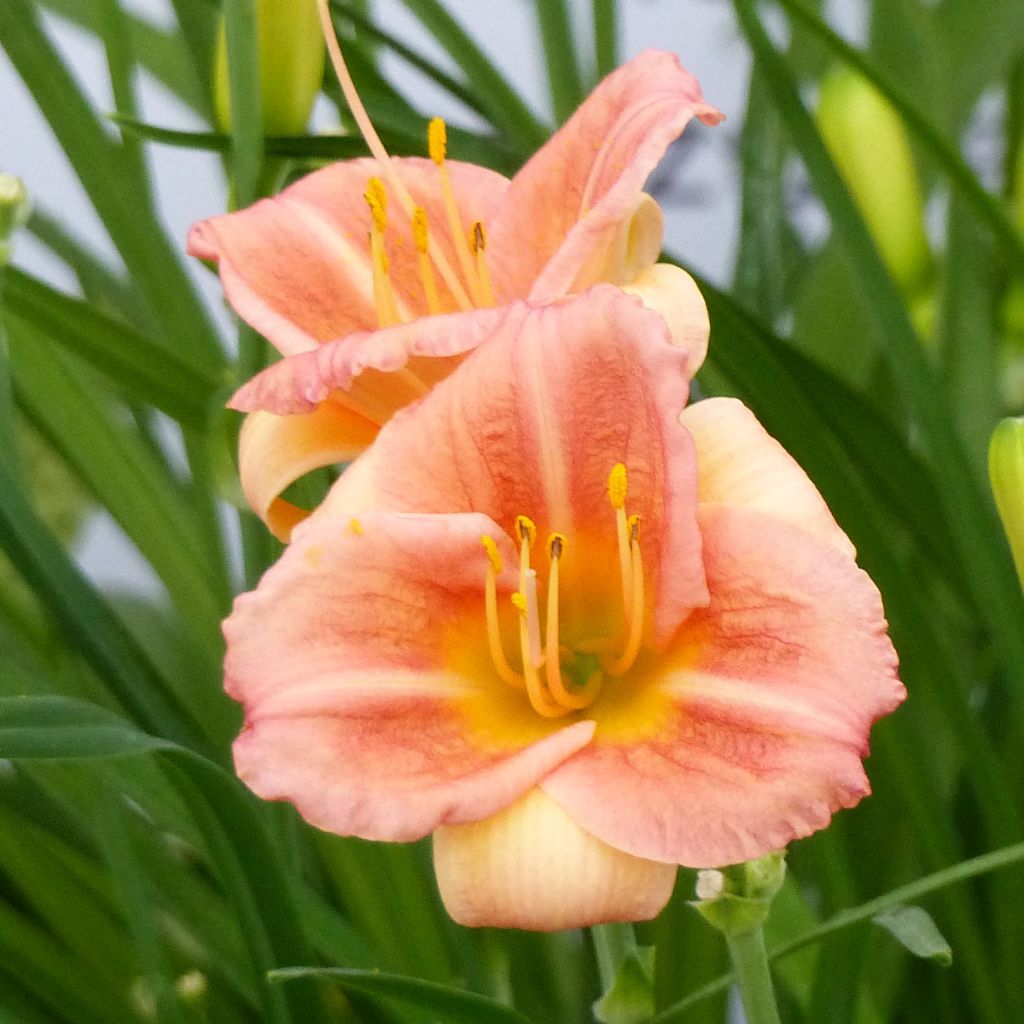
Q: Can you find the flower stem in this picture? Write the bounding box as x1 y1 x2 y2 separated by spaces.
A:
725 926 782 1024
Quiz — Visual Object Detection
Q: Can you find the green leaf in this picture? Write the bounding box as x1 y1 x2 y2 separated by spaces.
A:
775 0 1024 278
0 695 329 1024
593 946 657 1024
592 0 618 80
733 0 1024 728
873 906 953 967
4 267 221 428
0 0 223 365
9 323 228 648
534 0 584 123
650 838 1024 1023
0 696 170 761
396 0 549 146
270 967 536 1024
37 0 208 115
222 0 264 208
0 464 213 755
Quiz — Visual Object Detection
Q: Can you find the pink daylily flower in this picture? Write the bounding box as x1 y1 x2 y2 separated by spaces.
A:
224 288 904 931
189 50 722 539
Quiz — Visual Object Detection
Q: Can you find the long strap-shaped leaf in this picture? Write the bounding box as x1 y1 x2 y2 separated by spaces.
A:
4 268 220 430
775 0 1024 276
0 696 329 1024
0 0 223 367
731 0 1024 717
0 466 212 756
9 322 228 654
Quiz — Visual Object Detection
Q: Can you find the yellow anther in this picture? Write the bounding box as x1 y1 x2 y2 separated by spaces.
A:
364 177 388 233
412 206 430 253
481 534 503 574
471 221 487 253
428 117 447 166
628 513 641 540
608 463 628 510
349 517 364 535
549 533 567 558
511 592 527 614
515 515 537 545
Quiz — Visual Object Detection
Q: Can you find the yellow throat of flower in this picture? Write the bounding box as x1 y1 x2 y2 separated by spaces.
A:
481 464 646 719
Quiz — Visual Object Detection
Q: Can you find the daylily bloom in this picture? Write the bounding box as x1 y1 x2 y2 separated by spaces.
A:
224 288 904 931
189 49 722 539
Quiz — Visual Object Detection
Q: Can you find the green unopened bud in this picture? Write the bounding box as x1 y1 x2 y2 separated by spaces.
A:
817 69 932 295
0 174 31 266
989 417 1024 586
214 0 324 136
690 852 787 937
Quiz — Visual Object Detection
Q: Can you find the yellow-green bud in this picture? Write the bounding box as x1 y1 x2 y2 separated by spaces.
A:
989 417 1024 586
213 0 324 136
0 174 30 266
817 69 932 295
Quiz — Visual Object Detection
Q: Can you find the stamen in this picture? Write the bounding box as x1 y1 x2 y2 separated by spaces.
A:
413 207 442 315
429 117 484 306
481 536 524 689
608 463 633 623
512 591 566 718
364 178 401 326
607 515 645 677
315 0 472 310
471 222 495 306
544 534 603 710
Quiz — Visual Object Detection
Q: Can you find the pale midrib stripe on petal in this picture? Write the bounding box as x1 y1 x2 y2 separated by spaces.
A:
283 196 383 318
660 669 863 745
253 673 475 719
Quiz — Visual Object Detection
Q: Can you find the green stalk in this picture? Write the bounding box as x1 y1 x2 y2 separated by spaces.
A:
726 927 782 1024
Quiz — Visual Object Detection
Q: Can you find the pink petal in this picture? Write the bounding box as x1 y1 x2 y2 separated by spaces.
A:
682 398 856 556
229 305 508 420
189 157 509 355
236 406 379 541
623 263 710 378
488 50 723 304
225 509 595 841
321 287 709 640
542 505 903 866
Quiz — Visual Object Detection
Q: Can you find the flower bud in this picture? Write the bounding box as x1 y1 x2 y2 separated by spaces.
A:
0 174 30 266
690 851 786 937
817 69 932 295
213 0 324 136
989 417 1024 586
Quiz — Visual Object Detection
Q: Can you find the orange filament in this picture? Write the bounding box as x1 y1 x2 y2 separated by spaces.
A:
316 0 472 310
480 466 645 716
471 222 495 306
608 463 633 622
607 515 645 677
481 536 524 688
429 117 487 306
413 206 442 315
364 179 401 327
